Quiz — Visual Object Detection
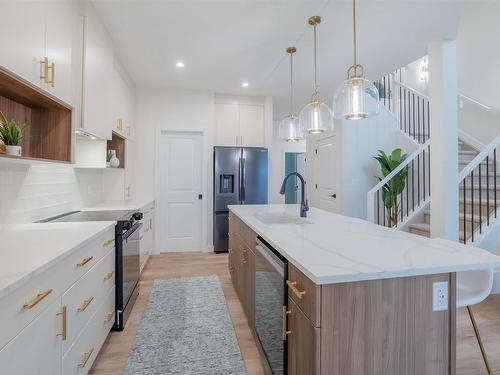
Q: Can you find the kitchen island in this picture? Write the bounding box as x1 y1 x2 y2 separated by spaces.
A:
228 204 500 375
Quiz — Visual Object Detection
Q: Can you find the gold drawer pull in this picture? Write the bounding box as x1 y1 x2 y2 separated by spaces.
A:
104 271 115 280
282 306 292 340
240 247 247 264
76 256 93 268
104 312 114 323
77 347 94 368
77 297 94 312
286 280 306 299
56 306 67 341
23 289 53 309
103 239 114 247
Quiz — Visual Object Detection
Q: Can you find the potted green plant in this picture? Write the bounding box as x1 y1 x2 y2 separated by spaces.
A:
374 148 408 227
0 120 25 157
106 150 113 168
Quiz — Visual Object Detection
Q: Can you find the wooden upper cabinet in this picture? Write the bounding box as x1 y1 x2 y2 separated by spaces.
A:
81 14 114 140
214 99 266 147
215 103 239 146
0 1 76 106
239 104 265 147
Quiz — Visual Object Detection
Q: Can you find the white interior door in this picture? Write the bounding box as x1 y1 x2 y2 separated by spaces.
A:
158 131 203 251
314 135 338 213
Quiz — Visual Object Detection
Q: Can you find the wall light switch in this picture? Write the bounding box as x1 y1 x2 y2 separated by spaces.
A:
433 281 448 311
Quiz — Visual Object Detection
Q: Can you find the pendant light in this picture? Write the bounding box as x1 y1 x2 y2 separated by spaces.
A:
333 0 379 120
279 47 303 142
300 16 334 134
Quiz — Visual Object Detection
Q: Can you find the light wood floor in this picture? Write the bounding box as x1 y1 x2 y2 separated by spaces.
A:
91 252 500 375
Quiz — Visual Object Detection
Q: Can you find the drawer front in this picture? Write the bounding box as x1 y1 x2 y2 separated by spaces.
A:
287 263 321 327
63 286 115 375
0 227 114 350
62 248 115 352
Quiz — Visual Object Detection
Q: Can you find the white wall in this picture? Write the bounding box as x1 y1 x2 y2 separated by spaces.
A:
134 87 215 251
270 121 306 204
0 160 103 229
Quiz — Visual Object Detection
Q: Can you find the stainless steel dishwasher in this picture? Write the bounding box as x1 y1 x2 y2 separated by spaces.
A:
254 236 288 374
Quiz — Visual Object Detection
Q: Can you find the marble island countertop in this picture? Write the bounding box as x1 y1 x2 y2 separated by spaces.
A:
229 204 500 285
0 221 115 298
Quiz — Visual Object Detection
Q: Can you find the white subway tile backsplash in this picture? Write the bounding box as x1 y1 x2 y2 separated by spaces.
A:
0 161 103 228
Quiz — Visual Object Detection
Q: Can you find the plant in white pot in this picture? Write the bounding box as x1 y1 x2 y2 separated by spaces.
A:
0 120 25 157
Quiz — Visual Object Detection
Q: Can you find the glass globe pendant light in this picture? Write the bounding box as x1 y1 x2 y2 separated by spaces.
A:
333 0 379 120
300 16 334 134
279 47 304 142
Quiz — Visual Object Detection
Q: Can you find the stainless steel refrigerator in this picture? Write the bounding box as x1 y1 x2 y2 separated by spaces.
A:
213 146 268 252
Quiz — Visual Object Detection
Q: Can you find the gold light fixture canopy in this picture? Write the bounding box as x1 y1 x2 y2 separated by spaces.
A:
300 16 334 134
279 47 304 142
333 0 379 120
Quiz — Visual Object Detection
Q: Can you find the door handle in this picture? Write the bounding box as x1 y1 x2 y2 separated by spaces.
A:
198 194 203 200
329 194 337 198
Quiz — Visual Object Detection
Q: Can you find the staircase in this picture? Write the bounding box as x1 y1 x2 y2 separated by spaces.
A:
369 71 500 246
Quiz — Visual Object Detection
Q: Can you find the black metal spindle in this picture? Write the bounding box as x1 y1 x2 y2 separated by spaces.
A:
412 93 415 140
406 167 409 217
471 170 474 242
487 155 490 225
417 97 421 143
399 86 403 131
423 149 426 199
479 163 482 234
383 191 386 226
377 190 380 225
412 160 415 211
404 89 407 134
463 179 466 244
417 153 421 204
427 101 430 140
495 149 497 218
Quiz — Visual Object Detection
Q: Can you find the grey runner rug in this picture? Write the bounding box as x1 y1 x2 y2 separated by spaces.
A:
124 275 247 375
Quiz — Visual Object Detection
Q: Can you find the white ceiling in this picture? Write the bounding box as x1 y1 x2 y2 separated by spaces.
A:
92 0 461 120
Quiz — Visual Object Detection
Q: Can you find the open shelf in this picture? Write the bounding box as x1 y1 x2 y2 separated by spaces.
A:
0 67 72 163
107 131 126 169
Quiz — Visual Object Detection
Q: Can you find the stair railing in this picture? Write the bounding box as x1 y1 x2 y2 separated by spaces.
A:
375 72 431 144
459 134 500 243
367 139 431 227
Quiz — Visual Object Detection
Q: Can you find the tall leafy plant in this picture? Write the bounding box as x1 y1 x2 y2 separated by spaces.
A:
0 120 25 146
374 148 408 227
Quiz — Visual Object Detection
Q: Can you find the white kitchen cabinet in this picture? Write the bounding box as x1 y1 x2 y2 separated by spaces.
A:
112 63 135 140
214 101 265 147
239 104 265 147
124 139 135 200
0 1 76 106
81 14 114 140
0 298 63 375
215 103 240 146
140 204 155 272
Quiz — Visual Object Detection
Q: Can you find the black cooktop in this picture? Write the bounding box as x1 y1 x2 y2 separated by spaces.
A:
40 210 135 223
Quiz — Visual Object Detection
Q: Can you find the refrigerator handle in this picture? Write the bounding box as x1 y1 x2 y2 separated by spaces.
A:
241 157 246 203
238 156 242 203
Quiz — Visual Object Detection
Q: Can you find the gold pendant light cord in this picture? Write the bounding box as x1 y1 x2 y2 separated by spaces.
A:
290 52 294 114
353 0 357 66
313 24 318 92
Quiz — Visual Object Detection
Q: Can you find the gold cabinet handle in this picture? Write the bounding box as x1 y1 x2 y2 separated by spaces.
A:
77 347 94 368
47 61 55 87
286 280 306 299
103 239 114 247
104 271 115 280
282 306 292 340
76 256 93 268
56 306 67 341
23 289 53 309
104 312 114 323
240 247 247 264
39 57 49 82
77 297 94 312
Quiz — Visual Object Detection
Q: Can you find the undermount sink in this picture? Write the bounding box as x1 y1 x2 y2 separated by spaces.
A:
254 211 311 225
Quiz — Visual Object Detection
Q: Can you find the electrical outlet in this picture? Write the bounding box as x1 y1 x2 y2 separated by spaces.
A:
433 281 448 311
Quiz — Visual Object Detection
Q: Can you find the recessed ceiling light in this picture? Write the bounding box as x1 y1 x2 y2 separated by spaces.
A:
176 61 185 68
242 82 249 88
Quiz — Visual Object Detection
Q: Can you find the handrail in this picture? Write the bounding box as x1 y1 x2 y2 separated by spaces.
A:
459 134 500 181
393 80 429 101
368 139 431 195
459 93 493 111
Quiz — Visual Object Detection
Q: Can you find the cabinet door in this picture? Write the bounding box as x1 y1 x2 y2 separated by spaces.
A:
0 1 45 86
228 228 237 284
124 139 135 200
44 1 77 105
0 299 63 375
239 104 265 147
287 297 320 375
215 103 240 146
82 15 114 139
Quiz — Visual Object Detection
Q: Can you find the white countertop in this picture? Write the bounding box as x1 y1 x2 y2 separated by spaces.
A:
81 199 155 212
229 204 500 285
0 221 115 298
